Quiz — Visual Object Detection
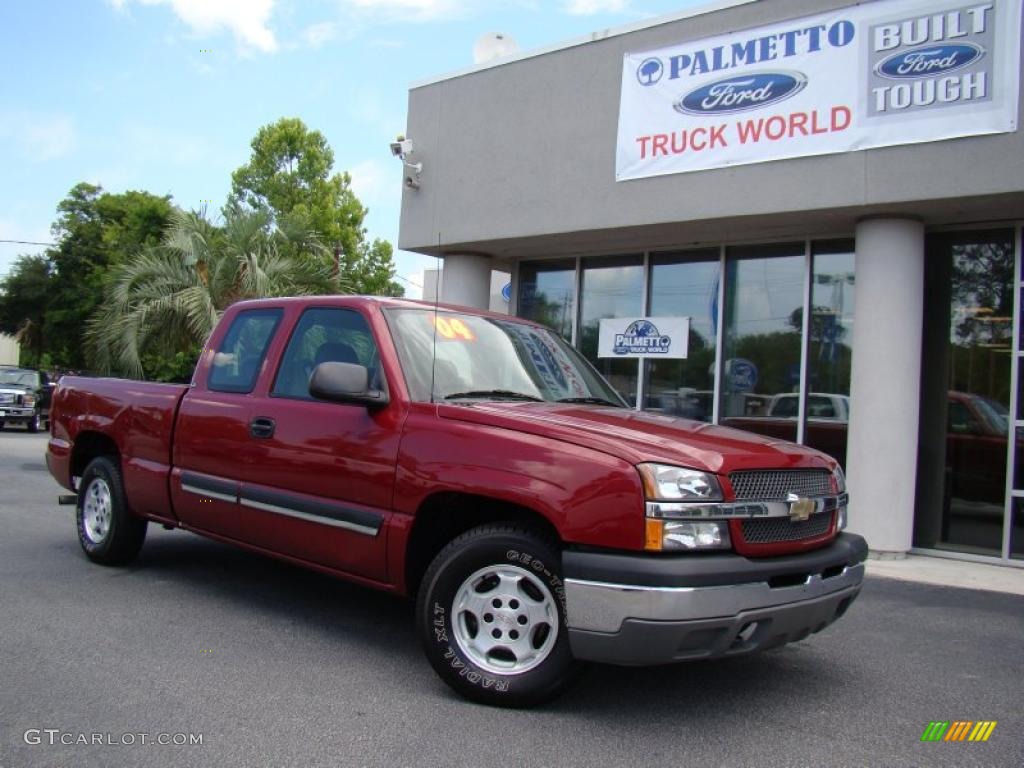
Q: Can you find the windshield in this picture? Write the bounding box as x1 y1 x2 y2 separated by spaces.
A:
386 309 626 406
0 369 39 389
973 395 1009 435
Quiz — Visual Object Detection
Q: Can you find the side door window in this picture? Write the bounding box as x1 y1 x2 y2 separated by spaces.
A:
208 309 282 393
272 308 381 399
171 308 282 538
238 306 393 580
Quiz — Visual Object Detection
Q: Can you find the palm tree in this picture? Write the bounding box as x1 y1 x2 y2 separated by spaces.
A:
86 206 340 378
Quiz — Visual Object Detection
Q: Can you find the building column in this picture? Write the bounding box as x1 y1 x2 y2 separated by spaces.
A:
845 217 925 555
439 253 491 309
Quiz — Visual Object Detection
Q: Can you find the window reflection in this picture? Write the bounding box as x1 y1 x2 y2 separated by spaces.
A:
518 261 575 342
579 256 643 407
804 241 855 466
719 244 804 442
1013 499 1024 560
915 232 1014 556
643 251 718 421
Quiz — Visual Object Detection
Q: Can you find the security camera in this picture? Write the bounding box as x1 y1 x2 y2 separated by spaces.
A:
390 138 413 157
405 175 420 190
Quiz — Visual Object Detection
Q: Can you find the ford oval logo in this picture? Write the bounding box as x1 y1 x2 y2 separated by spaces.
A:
675 71 807 116
875 43 984 80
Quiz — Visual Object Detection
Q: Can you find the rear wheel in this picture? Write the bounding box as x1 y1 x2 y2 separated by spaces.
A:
76 456 147 565
416 524 578 707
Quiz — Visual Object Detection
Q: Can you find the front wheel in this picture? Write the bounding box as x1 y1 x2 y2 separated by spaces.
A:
76 456 147 565
416 524 578 707
26 410 41 433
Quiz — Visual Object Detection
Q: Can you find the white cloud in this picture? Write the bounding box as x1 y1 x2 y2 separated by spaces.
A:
116 0 278 53
0 112 76 162
564 0 629 15
341 0 464 22
303 21 336 49
347 159 392 206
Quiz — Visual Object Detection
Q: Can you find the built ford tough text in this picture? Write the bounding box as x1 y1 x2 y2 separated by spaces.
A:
47 296 867 706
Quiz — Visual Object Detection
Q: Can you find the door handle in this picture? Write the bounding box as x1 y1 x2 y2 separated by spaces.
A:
250 417 276 439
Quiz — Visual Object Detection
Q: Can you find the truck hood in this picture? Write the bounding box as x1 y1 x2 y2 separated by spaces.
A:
438 402 834 474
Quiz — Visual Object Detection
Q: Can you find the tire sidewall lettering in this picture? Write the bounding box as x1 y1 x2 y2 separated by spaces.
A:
442 646 509 692
505 548 566 611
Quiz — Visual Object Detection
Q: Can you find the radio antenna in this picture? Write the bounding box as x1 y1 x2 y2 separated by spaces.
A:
429 232 441 404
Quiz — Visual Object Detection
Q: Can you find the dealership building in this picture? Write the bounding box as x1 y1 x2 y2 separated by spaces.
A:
396 0 1024 565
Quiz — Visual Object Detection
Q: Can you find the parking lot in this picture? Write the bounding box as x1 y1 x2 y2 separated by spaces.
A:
1 429 1022 768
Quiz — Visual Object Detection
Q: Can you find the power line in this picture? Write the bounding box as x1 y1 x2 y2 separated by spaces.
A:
392 272 422 290
0 239 57 247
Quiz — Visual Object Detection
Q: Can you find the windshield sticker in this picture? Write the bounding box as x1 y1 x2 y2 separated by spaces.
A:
501 322 587 398
430 316 476 341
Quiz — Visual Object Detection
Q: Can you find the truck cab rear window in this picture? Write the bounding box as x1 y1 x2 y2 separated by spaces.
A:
207 309 282 393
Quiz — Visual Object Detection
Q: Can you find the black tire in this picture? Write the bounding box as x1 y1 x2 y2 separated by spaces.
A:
416 524 579 707
76 456 147 565
0 420 5 431
26 409 41 433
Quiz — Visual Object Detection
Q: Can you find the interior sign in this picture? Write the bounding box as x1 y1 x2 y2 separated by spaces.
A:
616 0 1022 180
598 318 690 359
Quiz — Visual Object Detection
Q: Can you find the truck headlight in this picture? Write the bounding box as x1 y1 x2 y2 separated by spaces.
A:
645 519 731 551
638 463 722 501
23 394 35 407
831 465 846 493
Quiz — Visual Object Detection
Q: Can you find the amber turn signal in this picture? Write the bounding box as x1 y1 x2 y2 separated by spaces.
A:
645 518 664 551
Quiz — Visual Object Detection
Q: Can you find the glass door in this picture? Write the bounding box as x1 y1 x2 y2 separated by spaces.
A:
915 230 1016 557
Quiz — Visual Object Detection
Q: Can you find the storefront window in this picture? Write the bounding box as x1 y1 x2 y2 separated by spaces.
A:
579 255 643 407
518 260 575 341
1013 499 1024 560
915 231 1014 556
805 240 855 467
643 250 719 421
719 244 804 442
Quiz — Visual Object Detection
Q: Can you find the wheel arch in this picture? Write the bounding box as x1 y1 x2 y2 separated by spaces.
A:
70 431 121 486
403 492 561 598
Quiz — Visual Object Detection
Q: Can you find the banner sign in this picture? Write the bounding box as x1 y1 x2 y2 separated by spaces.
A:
616 0 1022 180
598 317 690 359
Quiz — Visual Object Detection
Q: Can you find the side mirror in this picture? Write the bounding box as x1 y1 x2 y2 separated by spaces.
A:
309 362 388 408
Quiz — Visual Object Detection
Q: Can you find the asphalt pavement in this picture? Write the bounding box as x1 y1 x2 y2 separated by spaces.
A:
1 429 1022 768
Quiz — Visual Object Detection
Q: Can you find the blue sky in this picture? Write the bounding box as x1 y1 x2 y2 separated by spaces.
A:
0 0 706 296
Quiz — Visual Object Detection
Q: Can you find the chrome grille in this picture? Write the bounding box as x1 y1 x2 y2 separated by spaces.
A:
729 470 831 500
740 513 833 544
0 393 15 405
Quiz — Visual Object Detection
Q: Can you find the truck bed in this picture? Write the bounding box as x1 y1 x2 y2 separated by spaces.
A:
48 376 189 523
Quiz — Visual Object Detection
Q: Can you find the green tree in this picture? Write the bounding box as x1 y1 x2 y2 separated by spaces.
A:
1 183 173 370
86 207 336 379
0 254 51 365
355 238 404 297
228 117 402 296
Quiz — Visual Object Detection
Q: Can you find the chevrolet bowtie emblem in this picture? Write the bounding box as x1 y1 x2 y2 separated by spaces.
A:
786 494 815 522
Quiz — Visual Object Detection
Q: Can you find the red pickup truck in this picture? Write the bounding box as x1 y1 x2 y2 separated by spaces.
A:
47 296 866 706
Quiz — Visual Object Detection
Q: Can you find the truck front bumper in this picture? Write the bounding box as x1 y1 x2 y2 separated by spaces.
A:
0 406 35 423
563 532 867 665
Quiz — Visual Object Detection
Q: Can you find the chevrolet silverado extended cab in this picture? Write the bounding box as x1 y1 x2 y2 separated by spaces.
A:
47 296 866 706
